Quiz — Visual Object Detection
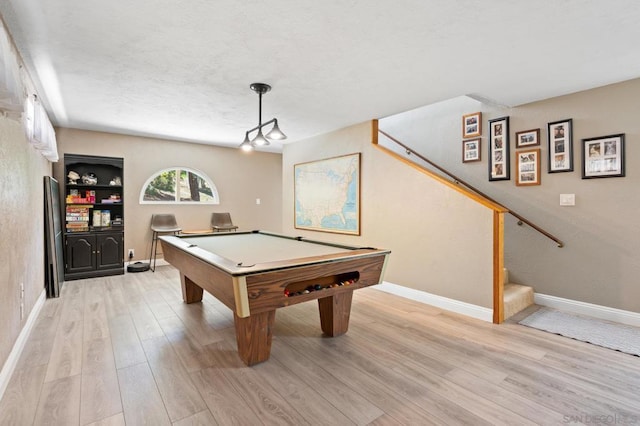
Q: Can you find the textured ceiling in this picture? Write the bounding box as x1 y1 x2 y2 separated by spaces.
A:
1 1 639 152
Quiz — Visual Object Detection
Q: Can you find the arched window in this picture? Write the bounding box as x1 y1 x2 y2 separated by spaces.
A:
139 167 220 204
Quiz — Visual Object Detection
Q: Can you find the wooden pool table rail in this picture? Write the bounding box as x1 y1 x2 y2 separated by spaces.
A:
164 240 388 317
159 231 386 275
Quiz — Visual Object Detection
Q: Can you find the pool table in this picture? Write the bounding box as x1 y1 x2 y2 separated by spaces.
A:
160 230 390 366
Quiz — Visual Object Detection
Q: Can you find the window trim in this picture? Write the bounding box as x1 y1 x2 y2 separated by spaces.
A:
139 166 220 204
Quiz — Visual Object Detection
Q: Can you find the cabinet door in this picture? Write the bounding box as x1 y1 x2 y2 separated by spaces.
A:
97 233 123 270
66 235 96 274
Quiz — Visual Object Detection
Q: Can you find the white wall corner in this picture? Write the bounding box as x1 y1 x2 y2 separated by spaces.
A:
0 289 46 401
376 281 493 322
534 293 640 328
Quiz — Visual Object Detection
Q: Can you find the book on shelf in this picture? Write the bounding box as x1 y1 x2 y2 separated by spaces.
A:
93 210 102 226
66 224 89 232
66 221 89 227
66 197 93 204
66 227 89 233
66 206 92 212
66 204 90 229
101 210 111 227
66 216 89 222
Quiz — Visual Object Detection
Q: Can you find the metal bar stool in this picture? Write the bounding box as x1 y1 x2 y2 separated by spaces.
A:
149 214 181 272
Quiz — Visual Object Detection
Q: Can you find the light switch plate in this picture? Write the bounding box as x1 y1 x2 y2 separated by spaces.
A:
560 193 575 206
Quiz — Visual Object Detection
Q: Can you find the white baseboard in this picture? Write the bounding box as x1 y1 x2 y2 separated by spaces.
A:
375 282 493 322
535 293 640 327
154 259 170 267
0 289 46 401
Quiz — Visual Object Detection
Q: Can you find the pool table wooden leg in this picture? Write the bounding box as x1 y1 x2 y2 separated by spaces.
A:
234 310 276 366
181 274 203 303
318 291 353 336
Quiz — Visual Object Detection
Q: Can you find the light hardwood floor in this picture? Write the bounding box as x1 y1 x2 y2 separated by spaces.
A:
1 266 639 425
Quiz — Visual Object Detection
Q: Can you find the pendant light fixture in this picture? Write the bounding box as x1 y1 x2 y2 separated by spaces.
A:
240 82 287 151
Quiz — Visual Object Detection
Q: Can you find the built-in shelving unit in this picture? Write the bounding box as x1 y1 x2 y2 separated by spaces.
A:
63 154 124 280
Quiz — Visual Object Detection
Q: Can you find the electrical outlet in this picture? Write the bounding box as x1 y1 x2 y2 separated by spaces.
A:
128 249 134 259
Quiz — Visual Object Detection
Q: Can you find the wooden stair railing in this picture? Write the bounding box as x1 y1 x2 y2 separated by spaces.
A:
374 122 564 248
372 119 563 324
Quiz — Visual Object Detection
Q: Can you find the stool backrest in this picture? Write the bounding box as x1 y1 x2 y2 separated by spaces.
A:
150 214 180 232
211 212 234 227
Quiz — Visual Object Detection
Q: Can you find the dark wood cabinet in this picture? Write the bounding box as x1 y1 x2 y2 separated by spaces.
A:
65 234 96 274
64 154 124 280
64 232 124 279
97 233 124 270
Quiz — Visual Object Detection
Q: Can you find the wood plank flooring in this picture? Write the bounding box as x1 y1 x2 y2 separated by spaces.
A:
1 266 639 425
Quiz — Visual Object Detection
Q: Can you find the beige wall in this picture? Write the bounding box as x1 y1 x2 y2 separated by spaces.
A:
379 78 640 313
53 128 283 262
504 79 639 312
282 123 495 308
0 116 50 370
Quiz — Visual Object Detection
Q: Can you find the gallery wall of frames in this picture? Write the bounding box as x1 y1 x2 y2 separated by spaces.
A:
461 112 625 186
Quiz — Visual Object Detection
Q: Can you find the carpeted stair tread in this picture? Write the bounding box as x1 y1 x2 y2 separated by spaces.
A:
504 283 534 320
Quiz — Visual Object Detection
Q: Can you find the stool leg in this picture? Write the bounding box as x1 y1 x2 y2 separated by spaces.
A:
149 231 158 272
148 232 153 263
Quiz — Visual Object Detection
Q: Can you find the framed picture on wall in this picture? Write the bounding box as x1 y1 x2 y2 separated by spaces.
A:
515 128 540 148
462 112 482 138
516 149 541 186
547 119 573 173
581 134 625 179
488 116 510 181
462 138 481 163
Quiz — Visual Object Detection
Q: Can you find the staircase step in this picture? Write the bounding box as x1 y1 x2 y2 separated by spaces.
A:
504 283 534 320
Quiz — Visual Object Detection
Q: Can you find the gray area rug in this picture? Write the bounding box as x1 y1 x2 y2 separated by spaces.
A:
519 308 640 357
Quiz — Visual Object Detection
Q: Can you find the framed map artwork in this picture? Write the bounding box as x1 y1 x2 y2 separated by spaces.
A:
294 153 361 235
